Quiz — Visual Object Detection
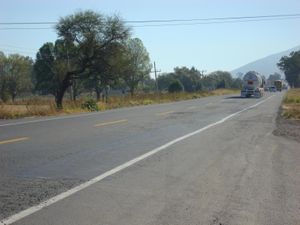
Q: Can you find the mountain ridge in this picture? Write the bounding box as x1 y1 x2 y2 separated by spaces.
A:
231 45 300 77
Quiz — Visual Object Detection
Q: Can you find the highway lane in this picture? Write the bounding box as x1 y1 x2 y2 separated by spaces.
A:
2 92 299 225
0 93 255 180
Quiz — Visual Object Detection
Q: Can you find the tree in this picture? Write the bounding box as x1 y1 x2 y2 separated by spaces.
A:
0 53 32 102
87 42 126 102
212 71 233 88
141 77 156 93
157 73 176 91
120 38 152 96
34 10 130 108
157 67 202 92
168 80 184 93
277 51 300 88
34 41 72 107
173 67 202 92
231 78 243 89
6 54 33 101
268 72 281 82
0 52 9 102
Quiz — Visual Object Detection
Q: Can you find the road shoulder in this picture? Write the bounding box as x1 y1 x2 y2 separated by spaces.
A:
273 107 300 143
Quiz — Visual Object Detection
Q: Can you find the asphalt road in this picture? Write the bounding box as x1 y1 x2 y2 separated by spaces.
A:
1 92 300 225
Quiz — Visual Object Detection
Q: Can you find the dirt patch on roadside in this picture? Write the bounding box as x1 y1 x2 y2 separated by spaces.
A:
273 107 300 143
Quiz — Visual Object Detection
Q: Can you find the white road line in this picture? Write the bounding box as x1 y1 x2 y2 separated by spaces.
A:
0 95 274 225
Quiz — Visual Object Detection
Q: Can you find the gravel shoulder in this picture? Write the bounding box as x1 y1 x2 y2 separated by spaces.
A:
0 177 83 219
273 107 300 143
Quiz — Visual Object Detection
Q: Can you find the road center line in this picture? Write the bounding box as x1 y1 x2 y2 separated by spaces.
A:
187 106 197 110
156 110 175 116
94 119 128 127
0 95 274 225
0 137 29 145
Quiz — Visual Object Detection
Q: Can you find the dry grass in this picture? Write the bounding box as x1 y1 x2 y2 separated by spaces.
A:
0 89 239 119
282 88 300 120
0 99 89 119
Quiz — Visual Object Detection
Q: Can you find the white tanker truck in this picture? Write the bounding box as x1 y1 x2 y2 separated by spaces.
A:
241 71 265 98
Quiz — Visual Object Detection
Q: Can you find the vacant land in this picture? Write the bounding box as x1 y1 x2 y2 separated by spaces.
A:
274 88 300 142
281 88 300 119
0 89 238 119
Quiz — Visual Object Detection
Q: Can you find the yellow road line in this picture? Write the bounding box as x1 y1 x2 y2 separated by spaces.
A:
156 111 175 116
0 137 29 145
187 106 197 110
94 119 128 127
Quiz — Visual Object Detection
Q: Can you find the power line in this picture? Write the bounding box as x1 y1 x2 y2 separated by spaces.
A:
1 16 300 30
126 13 300 23
0 22 56 25
0 13 300 25
132 16 300 28
0 27 52 30
0 44 37 51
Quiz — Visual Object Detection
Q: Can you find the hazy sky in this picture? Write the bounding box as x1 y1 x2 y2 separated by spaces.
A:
1 0 300 74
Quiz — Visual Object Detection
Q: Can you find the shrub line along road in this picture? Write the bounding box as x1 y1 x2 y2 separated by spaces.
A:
1 92 300 225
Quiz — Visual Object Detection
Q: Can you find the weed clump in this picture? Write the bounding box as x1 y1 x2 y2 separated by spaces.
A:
81 98 99 111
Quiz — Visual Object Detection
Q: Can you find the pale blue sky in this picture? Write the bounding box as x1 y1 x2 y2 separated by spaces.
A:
1 0 300 74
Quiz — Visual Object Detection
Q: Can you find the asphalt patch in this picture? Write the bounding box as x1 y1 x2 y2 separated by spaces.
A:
0 176 83 220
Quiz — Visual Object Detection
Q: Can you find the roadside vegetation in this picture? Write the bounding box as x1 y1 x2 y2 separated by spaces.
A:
282 88 300 120
0 89 238 119
0 10 244 119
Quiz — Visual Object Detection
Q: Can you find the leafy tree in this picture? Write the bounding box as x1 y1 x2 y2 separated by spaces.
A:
157 73 176 91
210 71 233 88
120 38 152 96
34 10 130 108
157 67 202 92
168 80 184 93
34 41 73 107
87 42 126 102
0 52 9 102
268 72 281 81
0 53 32 102
231 78 243 89
278 51 300 88
6 54 33 101
141 77 156 93
173 67 202 92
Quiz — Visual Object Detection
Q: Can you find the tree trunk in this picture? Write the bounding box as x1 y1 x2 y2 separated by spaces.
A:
55 77 71 109
130 86 134 97
55 92 64 110
11 93 16 102
72 80 77 101
104 87 108 103
95 87 101 102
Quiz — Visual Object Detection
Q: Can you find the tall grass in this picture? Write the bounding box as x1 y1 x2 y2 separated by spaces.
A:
282 88 300 119
0 89 239 119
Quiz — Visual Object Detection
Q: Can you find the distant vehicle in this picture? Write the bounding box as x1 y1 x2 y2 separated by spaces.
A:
269 86 277 92
274 80 282 92
241 71 264 98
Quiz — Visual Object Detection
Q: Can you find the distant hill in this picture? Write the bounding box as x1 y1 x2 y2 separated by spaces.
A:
231 45 300 78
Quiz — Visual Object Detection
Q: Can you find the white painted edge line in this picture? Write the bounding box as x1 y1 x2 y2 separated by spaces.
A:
0 95 274 225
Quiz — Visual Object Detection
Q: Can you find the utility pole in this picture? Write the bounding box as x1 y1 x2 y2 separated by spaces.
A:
152 61 161 93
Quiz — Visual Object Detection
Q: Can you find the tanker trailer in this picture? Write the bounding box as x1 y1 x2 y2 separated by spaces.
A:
241 71 264 98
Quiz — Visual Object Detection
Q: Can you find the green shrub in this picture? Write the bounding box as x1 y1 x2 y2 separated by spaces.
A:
81 98 99 111
168 80 184 93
